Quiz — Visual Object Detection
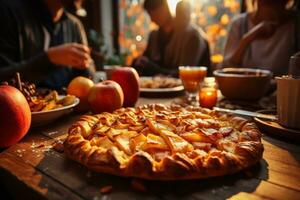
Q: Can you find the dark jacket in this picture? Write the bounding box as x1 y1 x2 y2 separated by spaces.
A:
0 0 93 89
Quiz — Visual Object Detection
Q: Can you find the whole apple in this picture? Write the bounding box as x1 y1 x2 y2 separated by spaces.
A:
0 85 31 148
111 67 140 107
88 80 124 113
67 76 94 112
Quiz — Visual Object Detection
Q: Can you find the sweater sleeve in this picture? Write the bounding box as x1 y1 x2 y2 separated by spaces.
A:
222 15 244 67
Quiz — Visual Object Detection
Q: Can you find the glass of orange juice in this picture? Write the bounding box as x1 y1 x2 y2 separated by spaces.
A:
179 66 207 104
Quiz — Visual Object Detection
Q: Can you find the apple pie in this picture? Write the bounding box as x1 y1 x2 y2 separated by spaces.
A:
64 104 263 180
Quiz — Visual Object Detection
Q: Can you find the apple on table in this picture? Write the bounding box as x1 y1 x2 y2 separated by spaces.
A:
110 67 140 107
0 85 31 148
88 80 124 114
67 76 94 112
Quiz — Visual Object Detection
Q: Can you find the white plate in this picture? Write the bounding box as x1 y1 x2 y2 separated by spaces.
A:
140 85 184 93
139 77 184 93
31 95 80 127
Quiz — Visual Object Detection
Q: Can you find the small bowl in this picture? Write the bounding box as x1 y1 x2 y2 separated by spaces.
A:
213 68 272 101
31 96 80 127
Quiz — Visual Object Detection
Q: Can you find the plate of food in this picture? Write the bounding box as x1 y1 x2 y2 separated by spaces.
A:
30 91 79 127
64 104 263 180
139 76 184 97
5 73 80 127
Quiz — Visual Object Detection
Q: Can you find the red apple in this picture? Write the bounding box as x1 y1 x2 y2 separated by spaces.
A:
111 67 140 107
0 85 31 148
88 80 124 113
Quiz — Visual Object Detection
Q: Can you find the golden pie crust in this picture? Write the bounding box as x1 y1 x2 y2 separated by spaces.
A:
64 104 263 180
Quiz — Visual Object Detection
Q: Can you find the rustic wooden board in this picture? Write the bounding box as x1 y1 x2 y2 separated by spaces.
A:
1 98 300 200
0 153 84 200
1 134 299 200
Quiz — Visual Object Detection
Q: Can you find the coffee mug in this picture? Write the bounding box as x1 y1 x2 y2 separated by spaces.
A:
276 76 300 129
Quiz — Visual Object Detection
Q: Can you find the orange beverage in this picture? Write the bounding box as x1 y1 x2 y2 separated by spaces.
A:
199 77 218 108
199 88 218 108
179 66 207 93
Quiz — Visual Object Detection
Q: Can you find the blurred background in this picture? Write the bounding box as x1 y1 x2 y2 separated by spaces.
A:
71 0 297 70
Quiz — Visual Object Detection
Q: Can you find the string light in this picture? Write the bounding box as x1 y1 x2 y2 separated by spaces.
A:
136 35 142 42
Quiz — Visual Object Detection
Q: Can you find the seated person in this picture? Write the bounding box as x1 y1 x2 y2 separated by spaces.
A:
0 0 95 90
133 0 211 77
223 0 300 76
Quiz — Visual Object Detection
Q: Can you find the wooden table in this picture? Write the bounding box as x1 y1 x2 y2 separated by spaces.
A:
1 97 300 200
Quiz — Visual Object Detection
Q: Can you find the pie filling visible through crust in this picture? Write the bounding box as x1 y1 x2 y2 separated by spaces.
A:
64 104 263 180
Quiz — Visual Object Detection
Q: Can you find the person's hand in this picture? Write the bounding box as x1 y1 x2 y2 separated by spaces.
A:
251 21 277 40
47 43 92 70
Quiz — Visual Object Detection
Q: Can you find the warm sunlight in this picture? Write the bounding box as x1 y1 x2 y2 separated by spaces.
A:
1 1 299 199
167 0 181 15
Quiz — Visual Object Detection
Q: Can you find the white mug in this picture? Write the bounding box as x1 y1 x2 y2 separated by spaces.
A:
276 76 300 129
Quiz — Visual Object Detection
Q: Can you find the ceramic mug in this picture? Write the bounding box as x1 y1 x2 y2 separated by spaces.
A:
276 76 300 129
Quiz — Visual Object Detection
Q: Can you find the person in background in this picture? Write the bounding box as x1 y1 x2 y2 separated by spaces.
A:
0 0 95 90
172 0 211 74
133 0 211 77
223 0 300 77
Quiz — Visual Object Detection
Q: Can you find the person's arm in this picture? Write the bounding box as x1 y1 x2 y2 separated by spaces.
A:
223 16 244 67
224 17 277 67
71 15 95 76
0 4 91 83
227 32 255 66
227 22 272 65
0 52 55 82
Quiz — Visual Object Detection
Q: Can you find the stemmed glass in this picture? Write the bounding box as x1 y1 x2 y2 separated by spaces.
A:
179 66 207 105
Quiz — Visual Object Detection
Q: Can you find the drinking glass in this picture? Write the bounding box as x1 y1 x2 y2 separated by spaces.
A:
179 66 207 105
199 77 218 109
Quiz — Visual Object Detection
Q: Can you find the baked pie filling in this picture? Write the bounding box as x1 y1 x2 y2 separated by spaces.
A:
64 104 263 180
